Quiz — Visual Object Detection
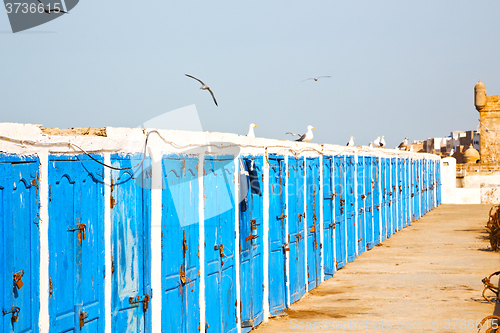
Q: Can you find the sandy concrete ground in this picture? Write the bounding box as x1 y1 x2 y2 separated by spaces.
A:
254 204 500 333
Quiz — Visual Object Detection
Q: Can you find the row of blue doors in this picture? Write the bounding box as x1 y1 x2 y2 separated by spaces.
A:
0 153 440 333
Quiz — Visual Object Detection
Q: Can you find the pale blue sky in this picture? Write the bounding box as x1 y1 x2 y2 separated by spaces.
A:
1 1 499 148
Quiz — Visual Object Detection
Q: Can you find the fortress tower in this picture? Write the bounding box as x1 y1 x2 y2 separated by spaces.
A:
474 80 500 163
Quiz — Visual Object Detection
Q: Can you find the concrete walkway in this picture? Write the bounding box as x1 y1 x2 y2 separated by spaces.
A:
254 205 500 332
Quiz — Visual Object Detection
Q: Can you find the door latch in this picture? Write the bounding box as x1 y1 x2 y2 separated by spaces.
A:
276 214 287 221
282 243 290 252
214 244 225 257
245 234 258 242
13 270 24 289
79 311 88 328
68 223 86 241
250 219 257 231
3 306 20 323
129 294 151 312
298 213 305 222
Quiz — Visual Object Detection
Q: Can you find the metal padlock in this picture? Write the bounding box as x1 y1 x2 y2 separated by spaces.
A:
13 270 24 289
13 270 24 290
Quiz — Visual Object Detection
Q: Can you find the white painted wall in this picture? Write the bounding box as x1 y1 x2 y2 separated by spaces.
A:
441 157 456 204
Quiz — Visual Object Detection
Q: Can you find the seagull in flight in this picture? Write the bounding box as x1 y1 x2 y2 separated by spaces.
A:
247 123 257 138
346 136 355 147
287 125 315 142
185 74 218 106
37 0 68 13
301 76 331 82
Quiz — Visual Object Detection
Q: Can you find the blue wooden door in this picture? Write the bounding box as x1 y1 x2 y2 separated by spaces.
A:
430 160 435 209
402 159 409 227
356 157 365 256
425 160 429 213
288 157 305 303
385 158 396 238
412 160 419 221
306 158 320 290
372 157 381 246
390 158 397 234
405 159 411 226
48 154 105 332
239 157 264 332
364 157 374 250
0 155 40 333
345 156 356 263
333 156 346 269
397 158 404 231
162 155 200 333
322 157 335 280
380 159 388 241
267 156 287 315
204 156 236 333
110 154 151 333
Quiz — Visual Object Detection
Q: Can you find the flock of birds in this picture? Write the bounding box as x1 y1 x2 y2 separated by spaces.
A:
185 74 412 151
248 123 412 150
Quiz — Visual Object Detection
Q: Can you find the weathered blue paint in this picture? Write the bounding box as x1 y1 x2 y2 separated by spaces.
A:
162 155 200 333
110 154 151 333
287 157 305 303
0 155 40 333
48 154 105 332
364 157 374 250
267 155 287 315
322 157 335 280
372 157 381 246
345 156 356 263
204 156 236 333
306 157 320 290
333 156 346 269
239 156 264 333
356 157 366 256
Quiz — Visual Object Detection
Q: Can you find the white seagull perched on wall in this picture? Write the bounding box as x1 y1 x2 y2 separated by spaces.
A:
346 136 355 147
379 136 386 148
286 125 315 142
301 76 331 82
247 123 257 138
397 137 408 150
185 74 218 106
373 136 381 147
